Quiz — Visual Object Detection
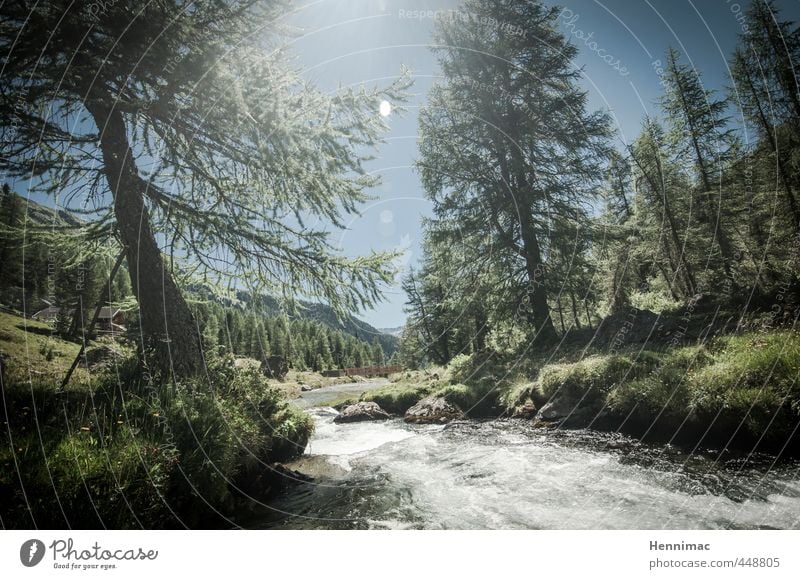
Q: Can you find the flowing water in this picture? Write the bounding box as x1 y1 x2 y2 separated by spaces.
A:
257 387 800 530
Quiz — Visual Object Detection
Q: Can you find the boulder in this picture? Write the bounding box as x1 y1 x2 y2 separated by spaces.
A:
333 401 391 423
404 396 463 424
511 398 537 419
536 396 577 421
535 396 598 428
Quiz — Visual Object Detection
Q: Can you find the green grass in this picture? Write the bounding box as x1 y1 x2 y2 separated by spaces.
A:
0 310 84 381
359 356 512 417
0 310 132 386
372 329 800 452
0 352 314 528
684 331 800 441
360 382 435 414
513 330 800 449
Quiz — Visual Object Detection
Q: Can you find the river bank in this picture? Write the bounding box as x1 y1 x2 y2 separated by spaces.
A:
252 328 800 529
327 329 800 456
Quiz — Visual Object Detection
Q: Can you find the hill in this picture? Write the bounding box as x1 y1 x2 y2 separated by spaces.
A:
234 291 398 355
378 326 404 338
1 190 399 356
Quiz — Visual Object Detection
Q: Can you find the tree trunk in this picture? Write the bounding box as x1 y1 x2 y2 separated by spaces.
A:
85 97 203 379
556 296 566 333
583 301 594 332
518 211 558 341
569 289 582 330
490 134 557 342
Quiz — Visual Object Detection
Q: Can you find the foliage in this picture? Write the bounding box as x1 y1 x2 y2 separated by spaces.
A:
413 0 611 348
192 300 388 371
1 0 410 377
0 353 314 528
399 0 800 369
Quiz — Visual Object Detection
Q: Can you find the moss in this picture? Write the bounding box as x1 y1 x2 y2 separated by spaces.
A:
435 379 505 416
534 353 660 412
685 332 800 442
360 382 433 414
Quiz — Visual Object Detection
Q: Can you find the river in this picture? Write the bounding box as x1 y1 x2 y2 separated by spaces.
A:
256 382 800 529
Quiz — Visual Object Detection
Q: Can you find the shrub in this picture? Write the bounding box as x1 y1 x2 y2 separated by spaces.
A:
0 353 314 528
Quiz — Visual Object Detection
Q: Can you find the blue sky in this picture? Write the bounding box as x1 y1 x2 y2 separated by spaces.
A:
284 0 800 328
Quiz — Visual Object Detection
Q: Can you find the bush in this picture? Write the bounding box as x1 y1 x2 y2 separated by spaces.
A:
0 353 314 528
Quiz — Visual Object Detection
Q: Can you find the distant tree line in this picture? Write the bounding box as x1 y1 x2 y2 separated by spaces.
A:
194 301 387 372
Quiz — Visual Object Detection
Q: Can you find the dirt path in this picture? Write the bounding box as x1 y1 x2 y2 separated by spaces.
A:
292 378 389 408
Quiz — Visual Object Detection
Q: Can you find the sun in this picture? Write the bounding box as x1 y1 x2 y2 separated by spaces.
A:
379 100 392 117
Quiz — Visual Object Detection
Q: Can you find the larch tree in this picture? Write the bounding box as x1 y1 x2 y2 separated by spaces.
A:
1 0 408 379
660 47 740 292
629 118 698 300
599 151 638 315
417 0 610 343
730 0 800 231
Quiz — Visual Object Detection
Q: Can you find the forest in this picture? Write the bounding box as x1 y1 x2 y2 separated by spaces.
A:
395 0 799 369
0 0 799 530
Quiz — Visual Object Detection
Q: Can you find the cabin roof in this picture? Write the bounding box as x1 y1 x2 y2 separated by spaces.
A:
97 306 121 319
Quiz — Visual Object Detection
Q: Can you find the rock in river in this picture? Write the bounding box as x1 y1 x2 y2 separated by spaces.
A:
536 396 576 421
404 396 464 424
333 401 391 423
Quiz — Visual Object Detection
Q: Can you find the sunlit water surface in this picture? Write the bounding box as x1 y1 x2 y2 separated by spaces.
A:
256 406 800 529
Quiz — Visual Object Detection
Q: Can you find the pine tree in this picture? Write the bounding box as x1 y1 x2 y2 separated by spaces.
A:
660 48 740 292
729 0 800 231
630 118 699 299
417 0 610 343
599 152 638 314
0 184 21 298
0 1 408 379
203 312 220 348
370 342 384 366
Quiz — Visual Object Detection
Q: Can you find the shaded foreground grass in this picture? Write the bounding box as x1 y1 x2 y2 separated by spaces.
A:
0 354 313 529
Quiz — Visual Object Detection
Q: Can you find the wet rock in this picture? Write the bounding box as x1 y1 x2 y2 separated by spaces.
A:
511 398 537 419
404 396 464 424
271 463 314 484
333 401 391 423
300 385 312 392
536 396 576 421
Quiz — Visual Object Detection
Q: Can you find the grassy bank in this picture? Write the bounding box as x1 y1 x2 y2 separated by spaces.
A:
360 330 800 455
0 352 313 528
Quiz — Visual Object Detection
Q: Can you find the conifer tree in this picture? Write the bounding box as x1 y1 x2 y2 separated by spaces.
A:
417 0 610 342
660 48 740 291
0 0 407 379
